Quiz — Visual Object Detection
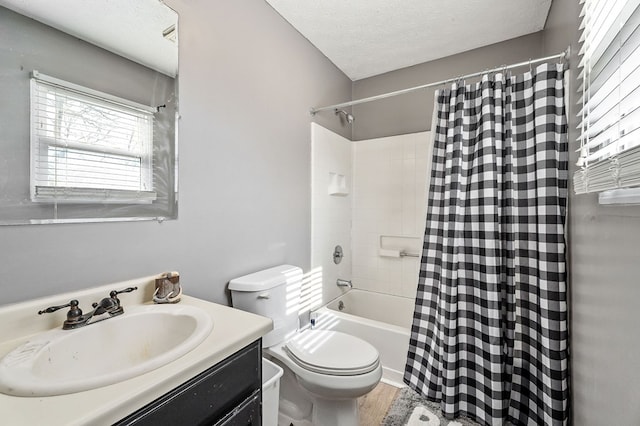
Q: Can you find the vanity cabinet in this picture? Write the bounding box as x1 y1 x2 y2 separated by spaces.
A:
114 340 262 426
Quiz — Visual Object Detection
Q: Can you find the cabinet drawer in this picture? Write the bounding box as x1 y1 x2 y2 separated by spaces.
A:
114 340 262 426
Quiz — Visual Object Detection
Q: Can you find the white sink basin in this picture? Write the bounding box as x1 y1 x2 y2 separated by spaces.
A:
0 304 213 397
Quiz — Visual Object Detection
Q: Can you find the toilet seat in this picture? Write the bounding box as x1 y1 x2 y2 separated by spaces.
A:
284 329 379 376
265 329 383 401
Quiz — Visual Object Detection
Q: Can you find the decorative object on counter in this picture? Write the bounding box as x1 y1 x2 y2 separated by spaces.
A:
154 271 182 304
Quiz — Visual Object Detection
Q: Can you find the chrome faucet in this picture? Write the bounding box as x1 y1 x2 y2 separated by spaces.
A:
336 279 352 289
38 287 138 330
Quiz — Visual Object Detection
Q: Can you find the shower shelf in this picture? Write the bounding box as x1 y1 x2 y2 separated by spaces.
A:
328 172 348 196
379 235 421 259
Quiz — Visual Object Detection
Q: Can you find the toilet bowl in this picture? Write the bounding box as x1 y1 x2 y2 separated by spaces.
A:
229 265 382 426
269 329 382 398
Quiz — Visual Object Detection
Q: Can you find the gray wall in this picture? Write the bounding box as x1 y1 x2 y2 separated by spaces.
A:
0 0 351 306
543 1 640 425
352 33 544 140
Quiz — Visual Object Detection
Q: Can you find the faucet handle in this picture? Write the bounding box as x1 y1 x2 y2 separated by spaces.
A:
109 286 138 299
105 287 138 316
38 299 83 324
38 299 80 315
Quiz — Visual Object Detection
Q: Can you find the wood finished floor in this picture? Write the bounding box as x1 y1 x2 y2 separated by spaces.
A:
358 382 400 426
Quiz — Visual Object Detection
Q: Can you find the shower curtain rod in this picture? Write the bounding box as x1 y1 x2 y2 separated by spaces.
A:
309 47 570 115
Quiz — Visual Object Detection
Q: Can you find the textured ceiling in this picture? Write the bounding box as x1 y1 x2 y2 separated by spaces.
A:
1 0 178 77
265 0 553 81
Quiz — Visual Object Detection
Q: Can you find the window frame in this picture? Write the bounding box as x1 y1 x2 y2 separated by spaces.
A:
575 0 640 198
29 70 157 204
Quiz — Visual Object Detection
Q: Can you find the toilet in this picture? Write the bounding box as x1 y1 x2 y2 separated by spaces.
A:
229 265 382 426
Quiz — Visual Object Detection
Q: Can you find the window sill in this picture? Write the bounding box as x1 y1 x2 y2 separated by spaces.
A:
32 186 157 204
598 188 640 205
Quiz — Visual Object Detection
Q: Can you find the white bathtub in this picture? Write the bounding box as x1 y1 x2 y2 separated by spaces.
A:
314 289 413 387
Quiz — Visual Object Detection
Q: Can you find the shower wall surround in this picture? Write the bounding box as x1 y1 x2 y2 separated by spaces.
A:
311 124 432 301
311 123 353 305
351 132 431 298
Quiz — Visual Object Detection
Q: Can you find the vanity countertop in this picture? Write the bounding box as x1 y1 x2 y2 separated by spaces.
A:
0 275 273 426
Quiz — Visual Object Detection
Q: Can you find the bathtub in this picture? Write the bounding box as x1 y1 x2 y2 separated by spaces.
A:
314 289 413 387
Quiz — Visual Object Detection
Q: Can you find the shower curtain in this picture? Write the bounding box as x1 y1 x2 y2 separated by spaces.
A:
404 63 568 426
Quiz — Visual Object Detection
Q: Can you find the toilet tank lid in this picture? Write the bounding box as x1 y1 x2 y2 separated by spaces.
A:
228 264 303 292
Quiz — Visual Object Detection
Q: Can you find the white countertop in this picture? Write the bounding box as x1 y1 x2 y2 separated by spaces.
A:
0 275 273 426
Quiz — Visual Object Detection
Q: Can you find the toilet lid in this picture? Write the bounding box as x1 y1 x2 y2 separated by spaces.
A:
284 330 379 376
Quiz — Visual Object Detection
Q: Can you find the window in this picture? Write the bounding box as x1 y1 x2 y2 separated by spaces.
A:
30 71 157 204
574 0 640 195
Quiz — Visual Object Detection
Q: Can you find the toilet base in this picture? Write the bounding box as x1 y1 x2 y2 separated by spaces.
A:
277 388 360 426
269 354 362 426
278 408 312 426
311 397 359 426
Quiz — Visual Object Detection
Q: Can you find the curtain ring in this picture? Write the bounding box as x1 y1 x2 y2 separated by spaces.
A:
529 58 533 73
486 68 495 87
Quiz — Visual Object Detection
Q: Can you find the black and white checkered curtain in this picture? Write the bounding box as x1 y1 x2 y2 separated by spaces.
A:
405 63 569 426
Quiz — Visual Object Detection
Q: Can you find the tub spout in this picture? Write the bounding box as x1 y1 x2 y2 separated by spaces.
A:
336 279 352 289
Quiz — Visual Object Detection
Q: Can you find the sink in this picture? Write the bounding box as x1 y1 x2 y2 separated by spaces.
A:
0 304 213 397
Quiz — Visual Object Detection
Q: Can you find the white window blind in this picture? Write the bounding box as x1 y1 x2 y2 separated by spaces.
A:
575 0 640 194
30 71 157 204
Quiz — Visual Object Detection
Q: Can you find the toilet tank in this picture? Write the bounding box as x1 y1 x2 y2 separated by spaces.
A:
229 265 302 348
